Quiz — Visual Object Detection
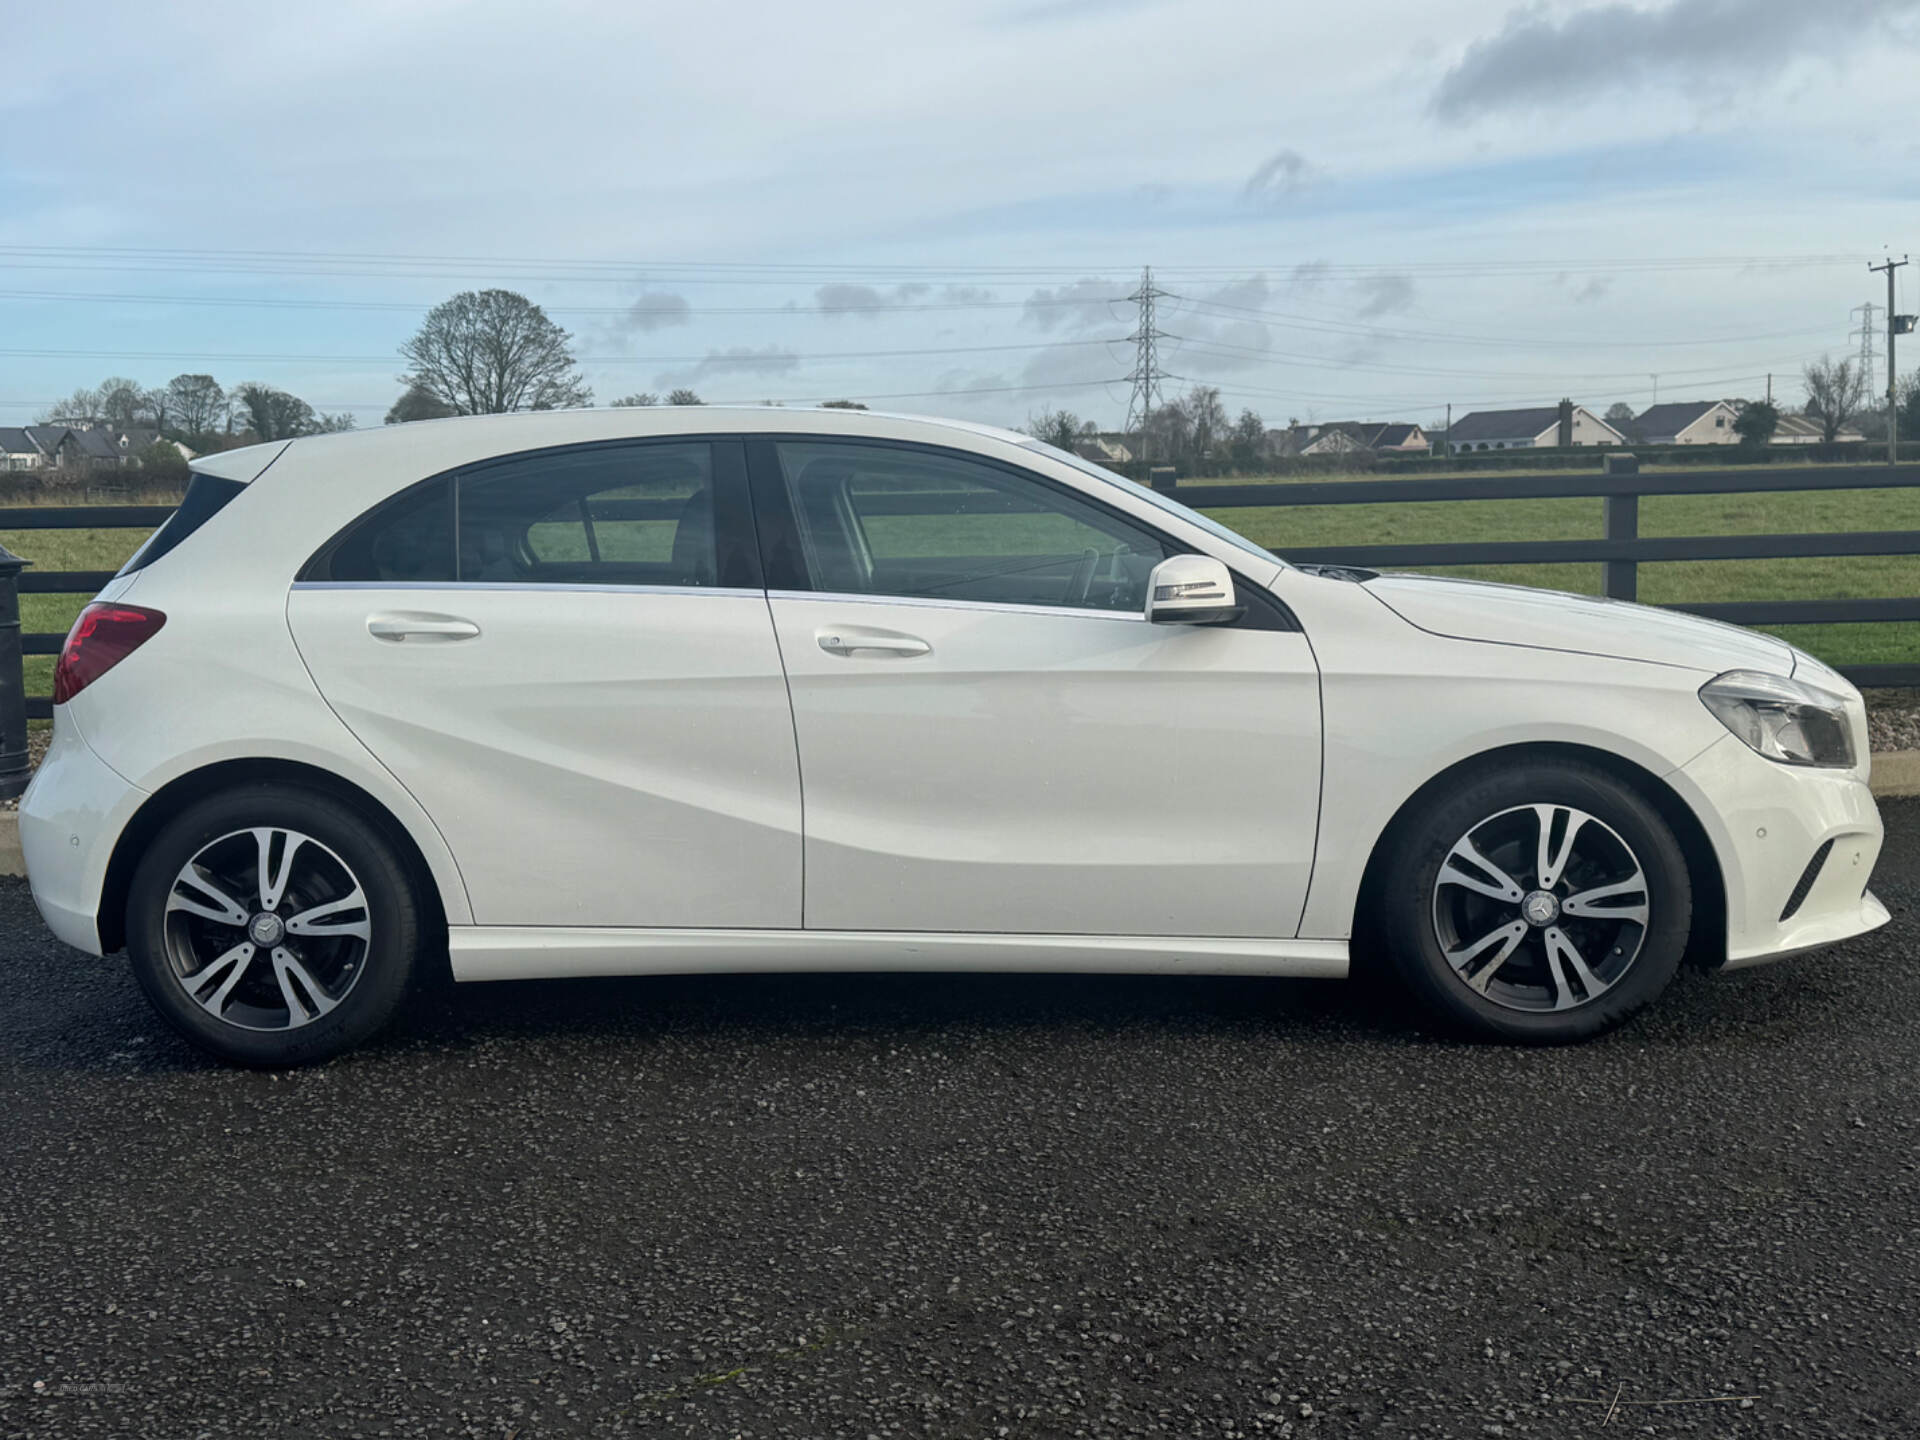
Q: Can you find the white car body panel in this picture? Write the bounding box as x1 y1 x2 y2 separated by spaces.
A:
765 590 1321 936
1363 572 1798 674
17 714 142 952
285 582 803 928
15 406 1888 998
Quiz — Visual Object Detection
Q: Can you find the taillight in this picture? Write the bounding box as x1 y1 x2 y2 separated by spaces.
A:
52 603 167 704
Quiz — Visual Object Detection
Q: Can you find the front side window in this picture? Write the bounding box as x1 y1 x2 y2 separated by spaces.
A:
773 440 1168 612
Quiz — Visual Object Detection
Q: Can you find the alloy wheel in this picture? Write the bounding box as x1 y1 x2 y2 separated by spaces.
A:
1429 804 1650 1013
162 827 373 1031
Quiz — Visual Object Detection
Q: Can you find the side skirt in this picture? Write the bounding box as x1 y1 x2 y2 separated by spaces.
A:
448 927 1350 983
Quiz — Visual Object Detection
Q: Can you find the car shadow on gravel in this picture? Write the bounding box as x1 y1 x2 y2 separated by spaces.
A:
370 951 1871 1064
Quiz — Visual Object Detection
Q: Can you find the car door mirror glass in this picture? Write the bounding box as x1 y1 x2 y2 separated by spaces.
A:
1146 555 1243 625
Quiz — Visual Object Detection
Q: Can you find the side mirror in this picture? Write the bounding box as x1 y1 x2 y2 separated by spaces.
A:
1145 554 1243 625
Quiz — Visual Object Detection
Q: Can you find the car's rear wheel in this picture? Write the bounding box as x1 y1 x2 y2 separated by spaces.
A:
1378 760 1692 1042
126 785 420 1066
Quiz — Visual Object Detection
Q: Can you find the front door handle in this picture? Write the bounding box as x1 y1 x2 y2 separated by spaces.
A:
367 613 481 643
817 628 931 658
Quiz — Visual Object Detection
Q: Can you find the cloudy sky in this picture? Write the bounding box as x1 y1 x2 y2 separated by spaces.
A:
3 0 1918 431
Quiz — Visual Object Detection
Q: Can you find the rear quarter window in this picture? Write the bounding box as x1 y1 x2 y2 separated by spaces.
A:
117 472 248 577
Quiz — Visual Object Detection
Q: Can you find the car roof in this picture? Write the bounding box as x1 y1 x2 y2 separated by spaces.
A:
193 406 1034 486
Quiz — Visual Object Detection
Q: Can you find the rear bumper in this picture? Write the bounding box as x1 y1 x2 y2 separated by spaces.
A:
18 713 145 956
1672 735 1887 969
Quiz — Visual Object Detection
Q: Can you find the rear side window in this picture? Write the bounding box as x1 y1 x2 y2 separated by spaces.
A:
322 478 457 583
458 443 714 586
311 442 719 587
116 472 247 577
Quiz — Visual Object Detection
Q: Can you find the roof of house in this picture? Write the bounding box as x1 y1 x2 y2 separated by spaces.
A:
68 427 122 459
1271 420 1427 454
1073 436 1132 464
0 427 37 455
1634 401 1725 437
1776 412 1867 441
1445 407 1563 443
1369 422 1425 448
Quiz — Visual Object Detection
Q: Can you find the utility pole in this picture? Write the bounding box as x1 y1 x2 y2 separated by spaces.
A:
1649 374 1659 406
1766 373 1772 404
1869 256 1910 465
1850 301 1882 400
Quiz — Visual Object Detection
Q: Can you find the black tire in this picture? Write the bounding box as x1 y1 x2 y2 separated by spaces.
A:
1377 760 1691 1043
126 784 421 1066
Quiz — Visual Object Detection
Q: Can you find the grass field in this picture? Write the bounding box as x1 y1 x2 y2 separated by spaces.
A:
5 471 1916 699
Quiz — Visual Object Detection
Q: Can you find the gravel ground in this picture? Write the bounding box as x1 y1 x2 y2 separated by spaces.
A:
0 806 1915 1438
1864 690 1920 754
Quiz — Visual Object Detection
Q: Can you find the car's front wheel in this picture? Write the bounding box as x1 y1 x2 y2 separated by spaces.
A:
1378 760 1692 1043
126 785 421 1066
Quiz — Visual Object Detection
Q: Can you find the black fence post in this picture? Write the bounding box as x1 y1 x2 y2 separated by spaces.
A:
1602 452 1640 602
0 542 31 801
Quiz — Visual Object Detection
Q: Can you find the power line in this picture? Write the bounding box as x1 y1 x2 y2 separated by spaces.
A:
0 338 1119 367
1164 292 1843 352
0 243 1869 275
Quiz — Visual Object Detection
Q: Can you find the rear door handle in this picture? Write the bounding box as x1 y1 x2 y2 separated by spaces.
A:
816 628 931 658
367 613 481 642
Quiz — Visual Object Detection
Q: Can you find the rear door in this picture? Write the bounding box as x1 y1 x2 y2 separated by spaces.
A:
749 436 1322 939
287 438 802 929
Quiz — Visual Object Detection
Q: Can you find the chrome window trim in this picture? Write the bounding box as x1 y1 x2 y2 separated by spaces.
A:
291 580 768 600
766 588 1151 624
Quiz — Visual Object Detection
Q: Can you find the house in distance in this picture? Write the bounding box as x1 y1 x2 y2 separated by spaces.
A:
1444 400 1625 454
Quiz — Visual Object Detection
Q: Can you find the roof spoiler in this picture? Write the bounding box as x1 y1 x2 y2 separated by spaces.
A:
188 439 290 484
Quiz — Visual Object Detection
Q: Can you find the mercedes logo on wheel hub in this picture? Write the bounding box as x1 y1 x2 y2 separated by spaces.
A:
1521 890 1561 928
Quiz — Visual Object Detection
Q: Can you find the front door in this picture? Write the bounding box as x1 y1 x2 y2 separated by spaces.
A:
750 437 1321 938
287 438 802 929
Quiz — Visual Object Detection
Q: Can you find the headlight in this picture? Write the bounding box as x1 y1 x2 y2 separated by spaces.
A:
1699 671 1855 768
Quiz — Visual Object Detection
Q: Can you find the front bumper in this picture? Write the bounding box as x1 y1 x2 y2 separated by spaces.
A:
1672 734 1887 970
18 712 146 956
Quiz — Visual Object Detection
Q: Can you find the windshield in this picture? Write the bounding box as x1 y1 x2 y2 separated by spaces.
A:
1018 439 1285 569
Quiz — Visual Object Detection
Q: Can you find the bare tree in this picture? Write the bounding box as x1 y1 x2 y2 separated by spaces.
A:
665 388 704 406
1181 385 1229 474
399 289 591 415
1141 400 1192 469
385 384 459 425
610 392 659 407
1603 401 1642 441
39 385 105 426
165 374 228 440
1024 409 1083 450
93 377 151 429
1802 356 1867 442
234 383 322 441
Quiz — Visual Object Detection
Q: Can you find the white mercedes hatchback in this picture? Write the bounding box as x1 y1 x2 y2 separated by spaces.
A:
20 408 1887 1064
